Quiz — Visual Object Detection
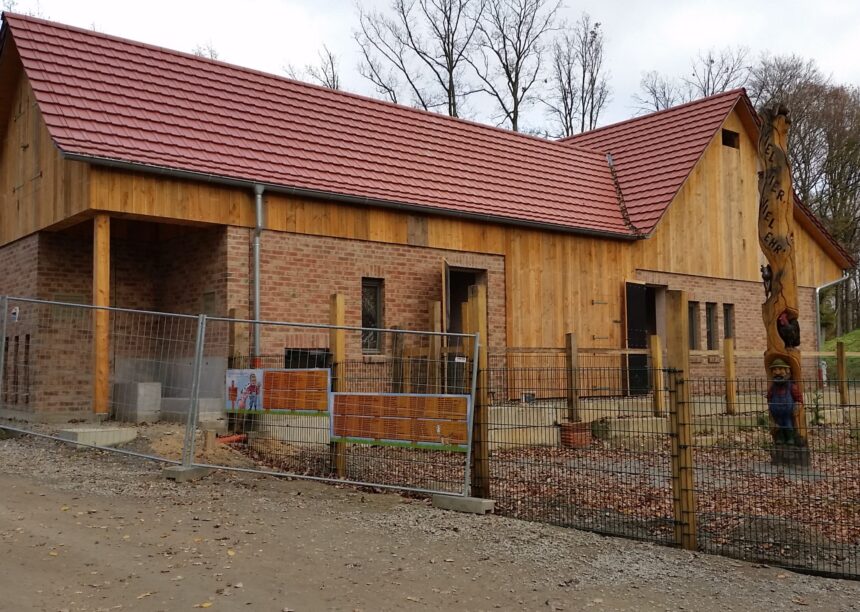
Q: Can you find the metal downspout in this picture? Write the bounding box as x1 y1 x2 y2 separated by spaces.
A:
815 272 850 350
253 184 265 362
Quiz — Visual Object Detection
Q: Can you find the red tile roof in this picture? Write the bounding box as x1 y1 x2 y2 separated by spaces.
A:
1 13 629 237
0 12 852 267
563 90 749 234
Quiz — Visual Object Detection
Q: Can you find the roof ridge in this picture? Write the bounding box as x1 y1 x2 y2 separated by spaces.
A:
561 88 746 143
1 11 602 157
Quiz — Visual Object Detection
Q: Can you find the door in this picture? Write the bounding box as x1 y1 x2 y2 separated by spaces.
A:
625 282 650 395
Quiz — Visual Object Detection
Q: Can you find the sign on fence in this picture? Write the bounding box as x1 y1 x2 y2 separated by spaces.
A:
331 393 471 451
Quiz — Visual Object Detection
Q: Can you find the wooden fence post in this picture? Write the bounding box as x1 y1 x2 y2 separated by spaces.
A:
329 293 347 477
666 290 698 551
650 334 664 417
724 338 737 415
429 301 442 392
470 284 490 499
391 327 405 393
837 341 848 407
565 332 580 422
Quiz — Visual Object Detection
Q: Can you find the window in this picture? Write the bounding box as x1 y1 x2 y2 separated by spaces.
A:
722 129 740 149
688 301 700 350
706 302 717 350
361 278 383 352
723 304 735 339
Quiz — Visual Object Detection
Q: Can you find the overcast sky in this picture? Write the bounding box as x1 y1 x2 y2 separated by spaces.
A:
6 0 860 128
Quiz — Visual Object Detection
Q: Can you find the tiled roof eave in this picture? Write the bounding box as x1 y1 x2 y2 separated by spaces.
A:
65 150 638 240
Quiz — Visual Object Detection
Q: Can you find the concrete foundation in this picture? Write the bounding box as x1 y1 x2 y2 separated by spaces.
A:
160 397 224 423
56 426 138 447
432 494 495 515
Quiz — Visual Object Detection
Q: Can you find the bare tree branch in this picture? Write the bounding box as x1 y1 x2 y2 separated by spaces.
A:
467 0 560 132
191 42 219 60
541 31 579 138
354 0 483 116
287 45 342 90
572 13 610 132
684 46 750 98
632 70 687 113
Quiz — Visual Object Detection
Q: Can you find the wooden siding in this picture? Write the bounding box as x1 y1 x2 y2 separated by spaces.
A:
85 107 842 349
0 42 89 247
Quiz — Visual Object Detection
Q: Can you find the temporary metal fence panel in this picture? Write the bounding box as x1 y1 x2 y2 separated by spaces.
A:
195 316 477 495
0 297 203 464
484 352 677 545
687 375 860 578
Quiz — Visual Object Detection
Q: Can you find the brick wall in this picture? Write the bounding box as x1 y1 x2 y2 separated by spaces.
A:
635 269 818 379
224 228 507 360
0 234 38 297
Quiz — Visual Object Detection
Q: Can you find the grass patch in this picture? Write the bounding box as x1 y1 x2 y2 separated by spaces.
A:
822 329 860 380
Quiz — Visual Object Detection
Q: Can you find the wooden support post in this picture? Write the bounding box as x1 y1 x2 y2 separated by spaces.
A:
650 335 665 417
391 327 405 394
565 332 580 422
92 214 110 415
203 429 216 452
469 284 490 499
837 341 848 407
666 290 698 551
724 338 737 415
329 293 347 477
429 301 442 392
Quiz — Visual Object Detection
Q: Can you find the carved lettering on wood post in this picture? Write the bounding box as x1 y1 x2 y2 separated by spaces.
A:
757 104 807 448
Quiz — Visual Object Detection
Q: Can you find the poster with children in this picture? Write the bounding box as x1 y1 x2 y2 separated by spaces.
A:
226 369 263 411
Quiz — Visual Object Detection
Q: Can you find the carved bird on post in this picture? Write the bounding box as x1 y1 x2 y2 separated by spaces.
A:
777 310 800 348
760 264 773 299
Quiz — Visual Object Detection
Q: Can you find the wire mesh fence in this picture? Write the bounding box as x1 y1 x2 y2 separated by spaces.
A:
687 375 860 577
196 316 477 495
483 356 678 545
0 297 201 462
2 296 859 578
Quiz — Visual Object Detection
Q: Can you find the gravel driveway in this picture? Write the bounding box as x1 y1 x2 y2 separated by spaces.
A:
1 432 858 611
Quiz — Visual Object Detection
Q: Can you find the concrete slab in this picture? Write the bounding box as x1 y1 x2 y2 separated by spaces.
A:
432 494 495 515
56 427 137 447
162 465 212 482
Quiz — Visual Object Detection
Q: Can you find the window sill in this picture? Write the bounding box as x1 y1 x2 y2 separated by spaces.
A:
362 354 386 364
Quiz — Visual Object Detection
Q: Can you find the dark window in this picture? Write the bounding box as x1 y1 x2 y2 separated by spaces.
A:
361 278 383 353
688 302 700 350
722 129 740 149
706 302 717 350
723 304 735 339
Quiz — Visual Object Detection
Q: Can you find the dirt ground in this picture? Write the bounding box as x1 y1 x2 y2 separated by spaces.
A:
2 433 860 611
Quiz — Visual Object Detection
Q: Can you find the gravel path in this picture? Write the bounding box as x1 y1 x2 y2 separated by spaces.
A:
1 431 858 611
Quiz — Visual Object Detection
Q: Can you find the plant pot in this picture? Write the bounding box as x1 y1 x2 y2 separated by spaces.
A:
560 421 591 449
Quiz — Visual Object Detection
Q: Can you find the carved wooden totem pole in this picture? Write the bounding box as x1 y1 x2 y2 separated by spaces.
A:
757 104 809 465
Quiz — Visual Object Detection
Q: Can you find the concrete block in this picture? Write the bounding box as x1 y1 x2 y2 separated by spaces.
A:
162 465 212 482
113 382 162 423
432 494 495 515
57 426 138 447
